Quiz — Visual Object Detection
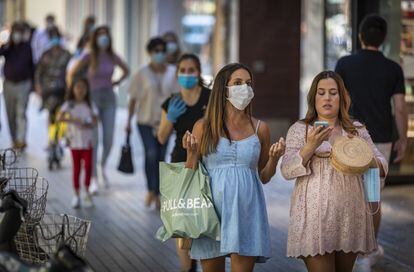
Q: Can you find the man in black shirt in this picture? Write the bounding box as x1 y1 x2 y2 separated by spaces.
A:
335 14 408 270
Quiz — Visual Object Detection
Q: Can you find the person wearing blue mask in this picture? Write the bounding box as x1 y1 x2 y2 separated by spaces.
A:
31 14 57 64
163 31 181 64
69 25 129 193
126 37 178 209
157 53 210 272
35 26 71 158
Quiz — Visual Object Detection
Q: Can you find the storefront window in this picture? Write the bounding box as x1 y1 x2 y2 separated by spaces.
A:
401 0 414 93
401 1 414 167
324 0 352 70
182 0 216 77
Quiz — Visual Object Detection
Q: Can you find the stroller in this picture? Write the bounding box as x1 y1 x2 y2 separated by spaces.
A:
43 93 67 171
47 121 66 170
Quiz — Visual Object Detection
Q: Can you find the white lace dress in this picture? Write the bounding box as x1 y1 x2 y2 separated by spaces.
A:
281 121 388 258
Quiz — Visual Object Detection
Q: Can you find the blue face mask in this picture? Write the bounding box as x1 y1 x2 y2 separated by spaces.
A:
49 37 60 47
166 42 178 54
363 168 380 202
74 48 82 57
97 35 110 49
177 74 199 89
151 52 165 64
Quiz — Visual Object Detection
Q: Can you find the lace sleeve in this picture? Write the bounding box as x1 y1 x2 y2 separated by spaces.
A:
281 122 312 180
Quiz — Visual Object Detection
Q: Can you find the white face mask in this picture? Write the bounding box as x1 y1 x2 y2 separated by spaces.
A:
12 32 23 44
226 84 254 110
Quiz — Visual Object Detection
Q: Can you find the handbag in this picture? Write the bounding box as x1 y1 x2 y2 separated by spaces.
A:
117 132 134 174
331 136 373 175
156 162 221 242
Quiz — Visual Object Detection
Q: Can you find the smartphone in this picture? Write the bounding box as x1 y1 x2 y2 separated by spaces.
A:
314 121 329 128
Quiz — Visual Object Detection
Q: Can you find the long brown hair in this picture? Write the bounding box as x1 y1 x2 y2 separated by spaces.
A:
303 70 359 135
90 25 115 71
200 63 253 156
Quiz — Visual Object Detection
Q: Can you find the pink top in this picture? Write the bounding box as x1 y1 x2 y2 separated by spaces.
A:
82 52 123 91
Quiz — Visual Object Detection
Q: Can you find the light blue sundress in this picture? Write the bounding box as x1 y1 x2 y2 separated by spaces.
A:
190 121 272 262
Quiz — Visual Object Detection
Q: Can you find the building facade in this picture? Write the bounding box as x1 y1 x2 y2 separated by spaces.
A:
1 0 412 179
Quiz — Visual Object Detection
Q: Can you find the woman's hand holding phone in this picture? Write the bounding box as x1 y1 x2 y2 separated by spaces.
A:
307 122 332 150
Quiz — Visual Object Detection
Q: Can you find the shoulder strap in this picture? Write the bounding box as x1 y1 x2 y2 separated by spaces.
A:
255 120 261 134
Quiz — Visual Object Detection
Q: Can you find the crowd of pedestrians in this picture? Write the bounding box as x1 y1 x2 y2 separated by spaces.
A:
0 12 409 272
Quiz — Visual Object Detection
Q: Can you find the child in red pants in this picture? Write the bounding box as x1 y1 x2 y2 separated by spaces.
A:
57 78 97 208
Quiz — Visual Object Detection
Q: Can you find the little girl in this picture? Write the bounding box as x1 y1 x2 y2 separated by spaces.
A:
57 78 97 208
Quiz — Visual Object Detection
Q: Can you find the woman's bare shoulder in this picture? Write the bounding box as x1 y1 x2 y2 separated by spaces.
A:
193 118 207 135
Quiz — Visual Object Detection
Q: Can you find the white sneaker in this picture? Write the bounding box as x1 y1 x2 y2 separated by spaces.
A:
368 245 384 266
89 178 99 195
354 256 372 272
71 196 80 209
83 194 94 208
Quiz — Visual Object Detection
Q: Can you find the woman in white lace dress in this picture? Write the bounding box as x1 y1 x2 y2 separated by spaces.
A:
281 71 387 272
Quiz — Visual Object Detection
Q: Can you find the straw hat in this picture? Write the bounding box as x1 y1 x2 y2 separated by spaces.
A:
331 136 373 175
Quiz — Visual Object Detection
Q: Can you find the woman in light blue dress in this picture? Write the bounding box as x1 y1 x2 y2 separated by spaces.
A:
183 63 286 272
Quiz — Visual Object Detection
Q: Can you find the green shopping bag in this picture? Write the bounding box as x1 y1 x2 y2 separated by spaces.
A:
156 162 221 242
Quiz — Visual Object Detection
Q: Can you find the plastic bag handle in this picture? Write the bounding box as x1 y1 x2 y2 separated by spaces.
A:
198 161 209 176
366 201 380 216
